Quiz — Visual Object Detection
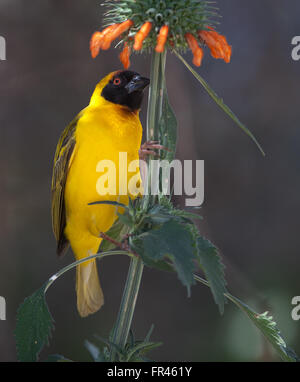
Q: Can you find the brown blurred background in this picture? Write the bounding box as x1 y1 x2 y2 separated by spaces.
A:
0 0 300 362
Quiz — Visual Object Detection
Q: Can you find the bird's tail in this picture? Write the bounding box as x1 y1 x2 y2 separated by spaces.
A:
76 259 104 317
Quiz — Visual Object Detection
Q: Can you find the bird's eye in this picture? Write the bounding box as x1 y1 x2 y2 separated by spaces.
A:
113 77 121 86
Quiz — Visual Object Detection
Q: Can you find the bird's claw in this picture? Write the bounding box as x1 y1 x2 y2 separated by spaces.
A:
139 140 170 161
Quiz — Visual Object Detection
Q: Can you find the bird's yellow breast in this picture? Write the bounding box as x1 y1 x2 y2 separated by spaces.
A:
64 104 142 241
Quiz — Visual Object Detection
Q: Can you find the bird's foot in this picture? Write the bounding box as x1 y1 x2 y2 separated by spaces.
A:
139 140 170 161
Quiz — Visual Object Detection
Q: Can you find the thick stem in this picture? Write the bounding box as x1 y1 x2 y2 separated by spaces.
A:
144 50 167 208
109 256 144 361
147 51 165 141
109 51 167 361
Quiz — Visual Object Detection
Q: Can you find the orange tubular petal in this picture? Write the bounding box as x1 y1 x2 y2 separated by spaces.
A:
198 30 223 59
222 41 232 63
155 25 169 53
133 21 152 51
210 29 231 63
185 33 204 67
90 25 119 58
102 20 134 50
119 42 131 69
90 32 103 58
199 28 232 63
193 48 204 67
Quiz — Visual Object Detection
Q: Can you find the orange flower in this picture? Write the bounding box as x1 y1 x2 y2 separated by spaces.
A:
101 20 134 50
119 42 131 69
90 21 133 59
198 27 232 63
185 33 204 67
155 25 169 53
90 17 232 69
90 25 118 59
133 22 152 51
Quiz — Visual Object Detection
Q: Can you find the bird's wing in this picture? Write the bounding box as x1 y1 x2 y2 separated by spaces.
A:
51 110 85 256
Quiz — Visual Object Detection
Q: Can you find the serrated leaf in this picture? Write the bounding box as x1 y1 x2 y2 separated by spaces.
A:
174 50 265 156
194 274 299 362
225 294 299 362
172 210 203 221
136 253 174 273
15 285 54 362
15 251 133 363
196 237 227 314
131 220 196 295
157 195 202 221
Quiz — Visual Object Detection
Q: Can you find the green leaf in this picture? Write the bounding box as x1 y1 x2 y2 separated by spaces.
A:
194 274 299 362
128 329 135 348
131 220 197 295
138 253 174 273
196 237 227 314
15 250 133 362
116 211 134 228
123 324 161 362
146 205 174 224
157 194 202 221
125 341 162 362
174 50 265 157
144 324 155 343
172 210 203 221
99 218 129 252
225 293 299 362
15 285 54 362
146 204 202 227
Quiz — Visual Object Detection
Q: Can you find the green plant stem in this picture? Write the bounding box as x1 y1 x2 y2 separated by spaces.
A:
109 256 144 361
144 50 167 208
109 51 167 361
147 51 166 141
44 250 131 293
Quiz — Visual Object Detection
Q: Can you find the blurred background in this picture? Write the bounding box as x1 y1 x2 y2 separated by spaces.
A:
1 0 300 362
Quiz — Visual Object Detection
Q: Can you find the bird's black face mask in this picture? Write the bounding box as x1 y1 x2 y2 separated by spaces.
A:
102 70 150 112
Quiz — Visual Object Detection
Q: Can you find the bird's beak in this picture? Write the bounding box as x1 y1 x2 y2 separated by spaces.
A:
125 75 150 94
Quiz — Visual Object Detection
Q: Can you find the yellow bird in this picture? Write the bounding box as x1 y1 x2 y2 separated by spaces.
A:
51 70 150 317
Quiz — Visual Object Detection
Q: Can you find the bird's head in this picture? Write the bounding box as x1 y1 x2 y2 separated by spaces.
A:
90 70 150 112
